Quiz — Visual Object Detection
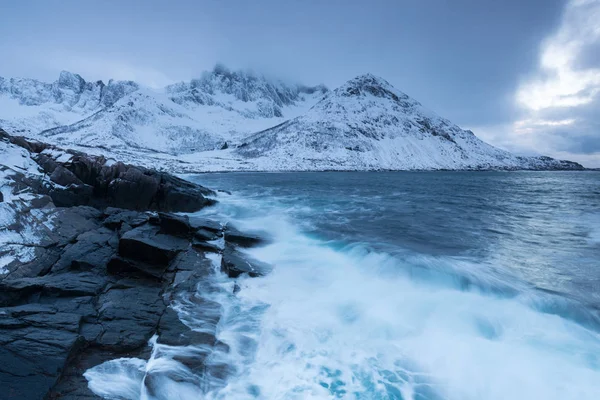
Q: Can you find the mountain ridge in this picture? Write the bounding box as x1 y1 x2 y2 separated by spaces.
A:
0 66 584 171
234 73 583 171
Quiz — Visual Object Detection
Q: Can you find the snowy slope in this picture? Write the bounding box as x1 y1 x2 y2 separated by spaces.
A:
0 137 55 274
233 74 582 170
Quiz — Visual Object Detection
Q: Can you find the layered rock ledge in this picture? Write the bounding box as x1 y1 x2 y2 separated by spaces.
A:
0 129 267 399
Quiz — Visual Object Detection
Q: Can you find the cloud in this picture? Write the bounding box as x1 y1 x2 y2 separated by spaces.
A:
506 0 600 167
44 52 176 89
516 0 600 111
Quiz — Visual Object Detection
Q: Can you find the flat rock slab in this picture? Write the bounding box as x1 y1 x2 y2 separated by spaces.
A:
0 272 108 306
0 306 83 399
119 224 189 266
158 212 191 236
96 284 166 350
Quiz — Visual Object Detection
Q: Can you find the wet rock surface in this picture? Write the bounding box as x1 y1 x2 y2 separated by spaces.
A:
0 129 270 399
0 206 217 399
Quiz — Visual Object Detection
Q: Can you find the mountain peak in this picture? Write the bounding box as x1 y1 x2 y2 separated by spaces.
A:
57 70 86 89
337 73 410 103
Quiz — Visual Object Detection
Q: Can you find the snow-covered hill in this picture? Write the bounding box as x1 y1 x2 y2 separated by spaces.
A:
0 68 583 171
233 74 582 170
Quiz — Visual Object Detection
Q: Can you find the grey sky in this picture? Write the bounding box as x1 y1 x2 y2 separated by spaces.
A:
1 0 598 167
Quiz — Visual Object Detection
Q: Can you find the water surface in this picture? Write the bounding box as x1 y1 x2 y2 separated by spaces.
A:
88 171 600 400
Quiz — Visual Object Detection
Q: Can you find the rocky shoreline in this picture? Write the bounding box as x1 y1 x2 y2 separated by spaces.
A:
0 130 267 399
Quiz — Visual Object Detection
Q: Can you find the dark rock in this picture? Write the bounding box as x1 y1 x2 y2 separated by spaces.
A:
0 272 108 306
158 212 191 236
50 183 94 208
157 307 217 347
224 224 269 248
119 222 133 236
157 175 217 213
7 247 61 279
51 206 103 246
0 306 83 399
169 249 214 274
107 167 160 210
194 228 220 241
148 214 160 225
96 284 166 350
192 239 222 253
2 130 217 213
107 256 170 280
118 224 189 266
46 350 131 399
35 153 59 174
103 208 149 230
50 165 83 187
29 194 53 209
0 129 238 399
189 216 222 233
221 244 272 278
53 228 118 273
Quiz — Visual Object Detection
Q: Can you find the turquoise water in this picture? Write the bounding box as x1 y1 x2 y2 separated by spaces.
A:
191 171 600 400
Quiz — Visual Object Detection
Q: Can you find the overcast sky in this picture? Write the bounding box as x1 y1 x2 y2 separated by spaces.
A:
1 0 598 166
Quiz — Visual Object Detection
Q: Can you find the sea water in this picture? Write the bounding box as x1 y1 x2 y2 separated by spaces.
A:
86 171 600 400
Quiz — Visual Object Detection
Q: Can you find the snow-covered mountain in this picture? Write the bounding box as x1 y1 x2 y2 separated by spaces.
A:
0 67 583 171
0 66 328 154
233 74 582 170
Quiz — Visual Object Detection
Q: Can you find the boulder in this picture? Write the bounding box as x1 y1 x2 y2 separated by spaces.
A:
0 272 108 306
158 212 191 236
224 224 270 247
108 167 160 210
50 183 95 208
50 166 82 187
